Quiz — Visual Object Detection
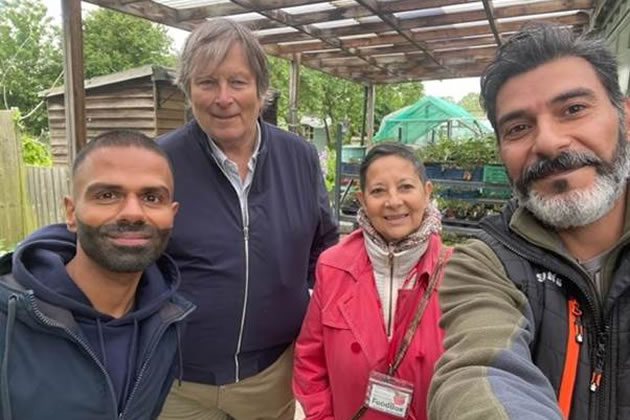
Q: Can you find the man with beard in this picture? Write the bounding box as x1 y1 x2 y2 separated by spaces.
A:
0 130 194 420
428 23 630 420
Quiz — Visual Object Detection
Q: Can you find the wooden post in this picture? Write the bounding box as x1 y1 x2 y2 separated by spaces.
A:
61 0 87 164
365 83 375 146
288 53 301 133
0 111 27 245
360 84 369 146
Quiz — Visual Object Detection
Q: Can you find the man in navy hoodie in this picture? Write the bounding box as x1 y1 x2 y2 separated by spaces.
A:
0 130 194 420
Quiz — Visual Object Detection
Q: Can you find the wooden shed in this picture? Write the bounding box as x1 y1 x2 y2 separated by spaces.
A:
43 65 186 166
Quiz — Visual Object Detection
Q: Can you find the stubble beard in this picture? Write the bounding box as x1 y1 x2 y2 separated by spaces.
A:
75 218 171 273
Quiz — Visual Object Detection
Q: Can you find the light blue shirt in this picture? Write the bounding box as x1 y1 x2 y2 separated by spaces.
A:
207 122 261 225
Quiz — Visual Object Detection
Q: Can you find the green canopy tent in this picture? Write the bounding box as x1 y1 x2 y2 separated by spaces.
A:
373 96 492 145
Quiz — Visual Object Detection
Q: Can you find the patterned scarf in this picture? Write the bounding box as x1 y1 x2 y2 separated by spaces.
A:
357 200 442 254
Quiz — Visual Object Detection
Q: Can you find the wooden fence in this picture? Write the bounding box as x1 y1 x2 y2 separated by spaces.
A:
0 110 70 248
0 111 28 247
25 165 70 228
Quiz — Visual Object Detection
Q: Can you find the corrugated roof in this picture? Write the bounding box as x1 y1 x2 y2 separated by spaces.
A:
82 0 609 83
42 65 176 98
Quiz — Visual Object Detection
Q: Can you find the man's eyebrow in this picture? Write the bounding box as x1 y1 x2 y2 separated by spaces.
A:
497 109 529 130
84 183 122 194
549 87 596 105
141 186 173 198
496 88 598 129
84 183 172 198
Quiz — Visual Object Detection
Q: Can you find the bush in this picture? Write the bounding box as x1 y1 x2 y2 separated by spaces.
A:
22 133 52 166
418 135 499 169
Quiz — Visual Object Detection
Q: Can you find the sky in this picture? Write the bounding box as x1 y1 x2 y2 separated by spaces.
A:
43 0 480 101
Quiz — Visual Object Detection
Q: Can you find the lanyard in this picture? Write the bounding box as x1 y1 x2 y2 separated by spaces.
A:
388 246 449 376
349 246 449 420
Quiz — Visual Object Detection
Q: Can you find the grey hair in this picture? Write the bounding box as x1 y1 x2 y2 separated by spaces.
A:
480 22 624 136
177 18 269 99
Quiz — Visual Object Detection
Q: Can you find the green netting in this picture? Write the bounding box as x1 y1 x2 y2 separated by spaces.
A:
373 96 491 145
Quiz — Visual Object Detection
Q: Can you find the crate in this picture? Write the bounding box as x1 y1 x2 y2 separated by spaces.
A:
483 164 510 185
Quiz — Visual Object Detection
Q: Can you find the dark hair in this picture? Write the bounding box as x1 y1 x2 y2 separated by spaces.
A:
359 142 427 191
481 22 624 135
72 130 172 177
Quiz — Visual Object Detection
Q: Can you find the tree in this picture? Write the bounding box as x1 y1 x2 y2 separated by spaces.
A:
458 92 484 117
82 8 176 78
267 56 423 146
374 82 423 133
0 0 63 135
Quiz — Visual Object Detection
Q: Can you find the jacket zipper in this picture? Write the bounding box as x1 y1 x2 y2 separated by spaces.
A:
208 151 252 383
26 293 119 419
387 249 394 337
482 222 602 329
234 223 250 382
119 304 195 419
481 222 614 419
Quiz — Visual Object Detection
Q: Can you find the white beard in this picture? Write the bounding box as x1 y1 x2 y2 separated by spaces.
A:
517 141 630 230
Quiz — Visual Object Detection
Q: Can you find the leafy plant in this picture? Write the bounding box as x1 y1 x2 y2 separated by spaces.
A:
12 109 52 165
21 132 51 166
418 135 499 169
324 147 336 192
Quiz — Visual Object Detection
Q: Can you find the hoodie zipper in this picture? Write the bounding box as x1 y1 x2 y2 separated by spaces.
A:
119 304 195 419
26 292 119 419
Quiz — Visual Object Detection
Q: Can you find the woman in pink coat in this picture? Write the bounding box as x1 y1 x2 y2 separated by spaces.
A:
293 142 451 420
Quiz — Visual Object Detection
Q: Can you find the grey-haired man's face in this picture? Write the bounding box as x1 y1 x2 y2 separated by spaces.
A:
495 56 630 229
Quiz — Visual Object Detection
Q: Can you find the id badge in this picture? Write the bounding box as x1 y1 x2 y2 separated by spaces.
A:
364 371 414 418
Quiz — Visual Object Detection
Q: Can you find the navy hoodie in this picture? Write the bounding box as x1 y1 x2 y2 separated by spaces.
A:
11 224 181 411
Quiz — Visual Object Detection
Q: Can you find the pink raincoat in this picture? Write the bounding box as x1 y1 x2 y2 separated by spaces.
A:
293 230 450 420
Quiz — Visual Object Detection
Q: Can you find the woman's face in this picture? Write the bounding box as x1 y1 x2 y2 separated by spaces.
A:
357 155 432 242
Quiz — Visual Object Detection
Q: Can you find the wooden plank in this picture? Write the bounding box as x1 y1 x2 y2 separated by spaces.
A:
61 0 87 160
265 13 587 54
258 0 592 45
0 111 27 245
49 109 157 122
156 109 186 121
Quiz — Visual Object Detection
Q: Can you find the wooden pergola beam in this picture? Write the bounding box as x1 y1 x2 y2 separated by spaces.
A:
257 0 592 44
481 0 502 46
353 0 452 75
263 13 588 55
194 0 480 32
229 0 404 79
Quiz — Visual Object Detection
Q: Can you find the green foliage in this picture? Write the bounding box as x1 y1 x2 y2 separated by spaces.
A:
457 92 483 117
21 132 51 166
12 109 51 165
83 9 176 78
267 56 423 146
374 83 423 131
324 148 336 192
419 135 499 168
0 0 63 135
